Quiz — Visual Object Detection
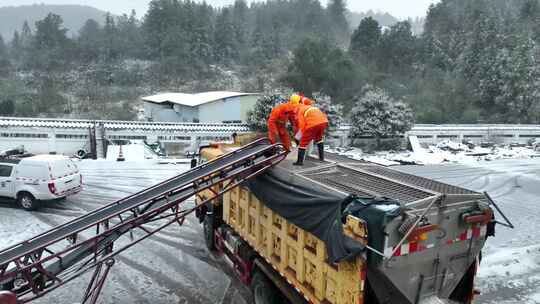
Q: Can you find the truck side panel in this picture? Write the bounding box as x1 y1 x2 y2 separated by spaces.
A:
223 186 367 304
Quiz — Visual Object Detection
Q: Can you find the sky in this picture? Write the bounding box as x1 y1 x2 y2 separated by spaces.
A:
0 0 440 19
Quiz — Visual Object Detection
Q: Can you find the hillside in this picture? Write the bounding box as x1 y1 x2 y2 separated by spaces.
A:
0 4 109 41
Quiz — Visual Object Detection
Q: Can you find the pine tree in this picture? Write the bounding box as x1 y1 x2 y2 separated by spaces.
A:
349 17 381 62
327 0 350 46
0 34 10 77
214 7 237 64
78 19 101 63
103 13 118 62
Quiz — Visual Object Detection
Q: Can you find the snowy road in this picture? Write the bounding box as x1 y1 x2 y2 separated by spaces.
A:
0 160 252 304
0 158 538 303
397 159 540 304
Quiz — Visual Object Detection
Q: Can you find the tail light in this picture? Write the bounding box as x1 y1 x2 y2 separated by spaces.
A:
462 209 493 225
48 182 57 194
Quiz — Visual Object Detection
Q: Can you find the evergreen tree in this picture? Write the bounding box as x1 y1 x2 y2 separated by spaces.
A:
349 17 381 62
0 34 10 77
378 21 417 74
103 13 118 62
283 38 332 97
232 0 249 61
214 8 237 64
78 19 101 63
31 13 71 71
327 0 350 46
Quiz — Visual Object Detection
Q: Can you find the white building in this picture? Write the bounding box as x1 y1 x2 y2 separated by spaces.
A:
142 91 260 123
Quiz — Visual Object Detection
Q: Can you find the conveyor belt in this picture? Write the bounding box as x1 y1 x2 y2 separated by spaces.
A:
0 139 287 303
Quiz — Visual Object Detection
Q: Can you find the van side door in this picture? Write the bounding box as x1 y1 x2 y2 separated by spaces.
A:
0 164 15 198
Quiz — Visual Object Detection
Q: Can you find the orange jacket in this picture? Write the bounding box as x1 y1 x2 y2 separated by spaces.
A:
268 103 297 127
296 104 328 132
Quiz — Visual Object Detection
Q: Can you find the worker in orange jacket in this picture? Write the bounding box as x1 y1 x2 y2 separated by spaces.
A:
267 95 301 152
293 103 328 165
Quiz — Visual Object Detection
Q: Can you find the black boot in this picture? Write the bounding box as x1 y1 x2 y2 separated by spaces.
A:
293 148 306 166
317 142 325 161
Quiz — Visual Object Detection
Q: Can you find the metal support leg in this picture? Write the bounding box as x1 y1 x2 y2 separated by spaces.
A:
82 259 115 304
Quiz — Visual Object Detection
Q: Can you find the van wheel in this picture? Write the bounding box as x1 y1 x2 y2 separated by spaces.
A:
17 192 38 211
251 271 280 304
203 213 215 251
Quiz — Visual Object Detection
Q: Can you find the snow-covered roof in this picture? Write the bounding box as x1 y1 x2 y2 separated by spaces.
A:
142 91 259 107
0 117 250 133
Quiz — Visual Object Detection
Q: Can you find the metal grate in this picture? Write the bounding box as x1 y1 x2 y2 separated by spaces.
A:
349 164 477 195
301 166 435 204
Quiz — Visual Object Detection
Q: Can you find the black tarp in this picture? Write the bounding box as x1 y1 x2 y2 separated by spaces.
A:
247 167 366 263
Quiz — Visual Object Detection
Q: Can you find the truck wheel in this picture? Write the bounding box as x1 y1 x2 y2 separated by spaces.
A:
251 271 280 304
17 192 38 211
203 213 215 251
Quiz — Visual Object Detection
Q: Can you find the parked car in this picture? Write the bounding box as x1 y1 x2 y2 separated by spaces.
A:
0 155 82 210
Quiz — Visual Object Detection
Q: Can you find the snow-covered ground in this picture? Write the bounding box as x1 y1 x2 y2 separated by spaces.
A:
328 139 540 166
0 160 252 304
0 157 538 303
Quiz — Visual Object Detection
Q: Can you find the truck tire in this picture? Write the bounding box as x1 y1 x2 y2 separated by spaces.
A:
203 213 215 251
17 192 38 211
251 271 281 304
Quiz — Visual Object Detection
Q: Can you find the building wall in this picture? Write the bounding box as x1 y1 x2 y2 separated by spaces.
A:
144 102 199 122
199 95 258 123
239 95 259 122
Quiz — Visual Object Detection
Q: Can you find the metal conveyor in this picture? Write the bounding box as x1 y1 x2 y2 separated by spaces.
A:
0 138 287 304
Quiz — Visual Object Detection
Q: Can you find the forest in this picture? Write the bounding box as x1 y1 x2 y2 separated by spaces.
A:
0 0 539 124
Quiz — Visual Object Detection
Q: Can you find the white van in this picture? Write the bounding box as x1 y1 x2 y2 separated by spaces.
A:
0 155 82 210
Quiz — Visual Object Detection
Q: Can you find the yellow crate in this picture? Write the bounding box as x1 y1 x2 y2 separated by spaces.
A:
222 186 367 304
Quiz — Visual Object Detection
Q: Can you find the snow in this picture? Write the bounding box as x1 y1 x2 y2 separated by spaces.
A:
106 142 160 162
330 139 540 166
141 91 258 107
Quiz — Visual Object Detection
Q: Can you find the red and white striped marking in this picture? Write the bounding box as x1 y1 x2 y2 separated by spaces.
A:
447 224 487 245
384 241 435 257
385 224 488 257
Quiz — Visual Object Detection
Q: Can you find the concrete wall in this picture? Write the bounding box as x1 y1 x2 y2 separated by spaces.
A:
332 124 540 147
199 95 258 123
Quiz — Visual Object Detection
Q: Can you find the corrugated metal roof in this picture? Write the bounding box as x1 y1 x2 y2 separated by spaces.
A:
0 117 250 132
142 91 259 107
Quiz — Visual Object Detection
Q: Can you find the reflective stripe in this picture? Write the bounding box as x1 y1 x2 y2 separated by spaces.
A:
304 107 317 117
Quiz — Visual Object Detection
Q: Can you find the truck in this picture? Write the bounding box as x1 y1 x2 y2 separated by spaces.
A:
195 139 497 304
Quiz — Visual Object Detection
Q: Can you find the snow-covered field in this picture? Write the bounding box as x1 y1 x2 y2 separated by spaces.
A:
0 157 538 303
